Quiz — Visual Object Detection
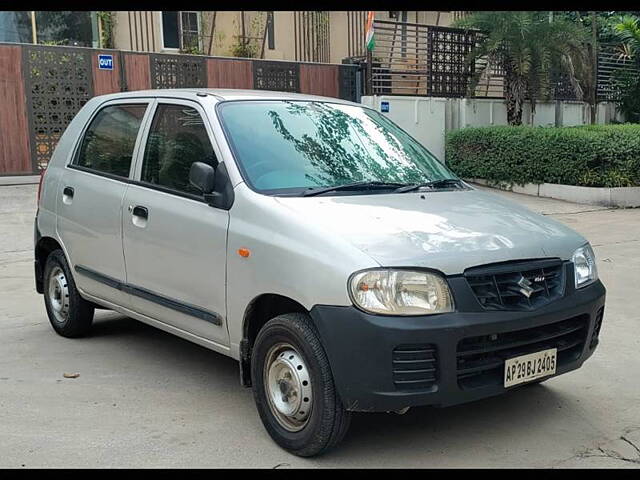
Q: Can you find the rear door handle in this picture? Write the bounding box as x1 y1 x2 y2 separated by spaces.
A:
62 186 74 204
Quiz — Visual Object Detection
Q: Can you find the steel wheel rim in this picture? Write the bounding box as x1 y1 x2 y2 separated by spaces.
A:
263 342 313 432
48 266 69 324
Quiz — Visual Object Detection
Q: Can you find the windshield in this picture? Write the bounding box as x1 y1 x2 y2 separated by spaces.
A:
217 100 458 195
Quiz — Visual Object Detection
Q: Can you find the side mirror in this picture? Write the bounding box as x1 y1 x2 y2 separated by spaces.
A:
189 161 215 194
189 161 235 210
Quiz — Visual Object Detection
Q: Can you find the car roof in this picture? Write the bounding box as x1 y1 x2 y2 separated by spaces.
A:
92 88 363 107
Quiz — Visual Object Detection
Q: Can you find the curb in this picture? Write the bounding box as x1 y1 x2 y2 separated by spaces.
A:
467 178 640 208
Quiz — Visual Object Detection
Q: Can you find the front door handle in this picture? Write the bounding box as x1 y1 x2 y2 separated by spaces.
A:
130 205 149 228
132 206 148 219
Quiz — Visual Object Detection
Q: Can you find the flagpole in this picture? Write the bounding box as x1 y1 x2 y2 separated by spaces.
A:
366 48 372 96
365 11 375 96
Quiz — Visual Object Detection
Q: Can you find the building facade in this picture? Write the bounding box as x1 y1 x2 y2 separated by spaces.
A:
109 11 456 64
0 11 458 64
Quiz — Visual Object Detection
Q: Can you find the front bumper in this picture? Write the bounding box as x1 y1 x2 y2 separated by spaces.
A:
309 278 606 412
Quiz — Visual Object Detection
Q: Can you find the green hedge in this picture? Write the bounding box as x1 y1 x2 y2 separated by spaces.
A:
445 124 640 188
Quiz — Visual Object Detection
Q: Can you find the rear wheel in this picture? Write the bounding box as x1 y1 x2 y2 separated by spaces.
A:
251 313 351 457
43 250 94 338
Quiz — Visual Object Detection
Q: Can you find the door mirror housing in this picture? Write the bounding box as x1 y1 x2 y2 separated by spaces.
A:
189 161 215 194
189 161 234 210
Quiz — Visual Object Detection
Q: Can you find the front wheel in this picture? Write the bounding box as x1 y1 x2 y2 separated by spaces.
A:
251 313 351 457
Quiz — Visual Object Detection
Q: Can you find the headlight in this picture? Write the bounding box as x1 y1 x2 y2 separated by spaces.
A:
572 243 598 289
349 269 454 316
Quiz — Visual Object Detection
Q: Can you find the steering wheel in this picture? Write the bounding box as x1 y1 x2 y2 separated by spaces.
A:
246 160 274 182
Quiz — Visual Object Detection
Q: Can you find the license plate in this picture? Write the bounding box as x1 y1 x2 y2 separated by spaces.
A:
504 348 557 388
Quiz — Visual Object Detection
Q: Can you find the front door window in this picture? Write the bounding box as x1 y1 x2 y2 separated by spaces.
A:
141 103 217 196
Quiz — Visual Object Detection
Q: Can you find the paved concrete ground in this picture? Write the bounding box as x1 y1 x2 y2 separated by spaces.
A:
1 184 639 468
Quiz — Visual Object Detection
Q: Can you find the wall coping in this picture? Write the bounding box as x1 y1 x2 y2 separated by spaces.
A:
467 178 640 208
0 175 40 186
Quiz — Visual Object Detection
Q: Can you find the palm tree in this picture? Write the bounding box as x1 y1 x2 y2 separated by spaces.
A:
612 14 640 59
454 12 588 125
609 14 640 121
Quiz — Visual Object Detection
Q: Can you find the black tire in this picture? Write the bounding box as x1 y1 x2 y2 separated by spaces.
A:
251 312 351 457
43 249 94 338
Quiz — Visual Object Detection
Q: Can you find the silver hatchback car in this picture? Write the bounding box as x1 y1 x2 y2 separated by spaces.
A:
35 89 606 456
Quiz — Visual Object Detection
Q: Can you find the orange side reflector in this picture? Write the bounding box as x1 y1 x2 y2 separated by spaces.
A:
238 248 251 258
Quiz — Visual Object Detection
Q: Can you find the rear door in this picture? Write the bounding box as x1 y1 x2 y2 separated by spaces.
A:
57 100 151 306
122 99 230 346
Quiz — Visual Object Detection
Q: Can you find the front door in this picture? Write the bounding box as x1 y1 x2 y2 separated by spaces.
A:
122 100 229 346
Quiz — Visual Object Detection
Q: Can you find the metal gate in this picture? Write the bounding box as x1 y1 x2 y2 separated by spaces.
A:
366 20 476 97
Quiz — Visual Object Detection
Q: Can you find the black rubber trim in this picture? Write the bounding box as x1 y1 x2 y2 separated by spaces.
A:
67 163 131 183
308 279 606 412
74 265 223 326
34 214 44 294
66 164 231 207
75 265 122 289
129 179 207 203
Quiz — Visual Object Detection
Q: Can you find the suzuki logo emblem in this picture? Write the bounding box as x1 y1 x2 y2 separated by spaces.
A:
517 276 535 298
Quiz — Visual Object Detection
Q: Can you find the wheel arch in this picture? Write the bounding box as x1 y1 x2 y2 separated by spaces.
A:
35 236 64 294
239 293 309 387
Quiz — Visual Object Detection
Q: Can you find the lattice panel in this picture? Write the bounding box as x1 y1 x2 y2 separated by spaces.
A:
597 43 640 101
253 61 300 93
24 46 93 171
552 70 579 101
427 27 475 97
150 55 206 89
339 65 360 102
472 45 506 98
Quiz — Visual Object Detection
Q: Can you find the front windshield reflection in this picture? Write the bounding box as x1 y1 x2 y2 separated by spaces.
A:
218 101 456 194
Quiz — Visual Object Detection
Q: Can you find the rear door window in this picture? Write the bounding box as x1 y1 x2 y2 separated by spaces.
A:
74 104 147 178
140 103 218 196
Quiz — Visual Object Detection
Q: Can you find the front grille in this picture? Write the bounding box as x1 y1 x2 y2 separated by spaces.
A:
456 315 589 390
392 344 438 390
590 307 604 349
465 259 566 311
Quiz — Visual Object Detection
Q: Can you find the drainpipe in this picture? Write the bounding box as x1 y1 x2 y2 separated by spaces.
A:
590 11 598 124
207 11 217 55
30 11 37 44
241 11 246 50
549 11 562 127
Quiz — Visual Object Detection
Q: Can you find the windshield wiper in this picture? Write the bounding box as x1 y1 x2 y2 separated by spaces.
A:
394 178 466 193
302 181 407 197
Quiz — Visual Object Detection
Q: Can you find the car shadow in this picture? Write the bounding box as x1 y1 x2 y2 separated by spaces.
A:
88 311 240 379
325 379 570 462
87 311 576 464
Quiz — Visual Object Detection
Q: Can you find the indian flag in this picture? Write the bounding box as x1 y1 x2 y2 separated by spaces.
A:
365 11 375 51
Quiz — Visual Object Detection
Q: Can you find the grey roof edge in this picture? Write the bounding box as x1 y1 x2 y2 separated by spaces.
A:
90 88 363 107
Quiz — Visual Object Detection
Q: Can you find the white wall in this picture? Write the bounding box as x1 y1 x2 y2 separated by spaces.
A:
362 95 448 162
453 98 588 129
597 102 625 124
362 96 625 163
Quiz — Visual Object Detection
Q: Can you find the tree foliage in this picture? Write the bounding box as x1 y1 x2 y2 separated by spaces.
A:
607 14 640 121
454 12 589 126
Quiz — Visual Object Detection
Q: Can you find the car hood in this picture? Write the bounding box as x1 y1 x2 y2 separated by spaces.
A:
274 188 586 275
